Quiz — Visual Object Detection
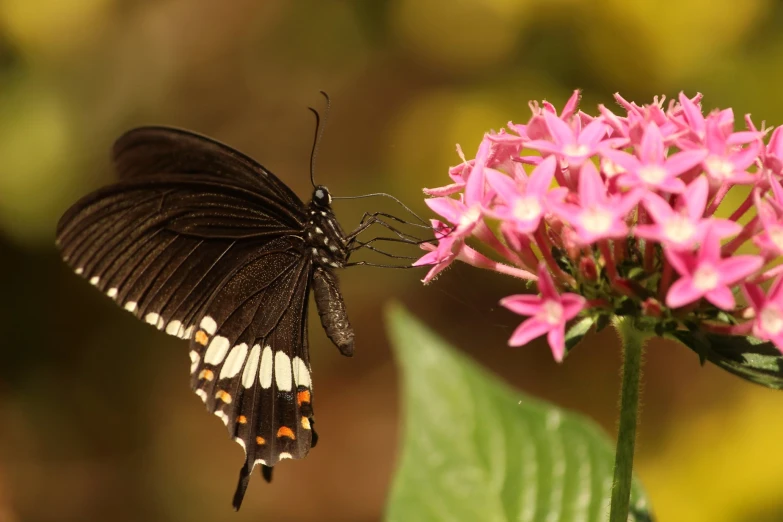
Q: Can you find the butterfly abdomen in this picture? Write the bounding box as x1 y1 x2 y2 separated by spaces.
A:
312 268 354 357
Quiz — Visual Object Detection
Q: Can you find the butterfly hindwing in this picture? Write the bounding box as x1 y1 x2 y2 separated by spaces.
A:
186 244 316 508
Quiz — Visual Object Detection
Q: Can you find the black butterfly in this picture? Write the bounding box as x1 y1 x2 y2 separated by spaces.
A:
55 126 372 509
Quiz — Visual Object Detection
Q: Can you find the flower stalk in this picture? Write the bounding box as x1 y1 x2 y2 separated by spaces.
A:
609 318 647 522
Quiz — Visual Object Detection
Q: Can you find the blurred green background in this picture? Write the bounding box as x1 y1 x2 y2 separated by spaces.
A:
1 0 783 520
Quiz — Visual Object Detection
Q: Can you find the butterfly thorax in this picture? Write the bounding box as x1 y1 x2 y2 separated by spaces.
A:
305 185 349 269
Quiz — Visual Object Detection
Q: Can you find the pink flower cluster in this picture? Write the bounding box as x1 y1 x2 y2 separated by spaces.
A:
415 91 783 362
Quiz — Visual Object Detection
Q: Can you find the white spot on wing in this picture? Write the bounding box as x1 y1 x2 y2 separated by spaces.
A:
183 326 194 339
278 452 293 460
315 227 323 234
166 320 183 337
234 437 247 455
259 346 273 389
145 313 160 327
274 351 293 391
75 267 84 275
214 410 229 425
200 316 218 335
89 276 100 286
220 343 248 379
321 257 329 264
204 336 230 365
107 288 118 299
189 351 200 374
252 458 267 469
124 301 138 313
195 389 207 402
292 357 311 388
242 344 261 388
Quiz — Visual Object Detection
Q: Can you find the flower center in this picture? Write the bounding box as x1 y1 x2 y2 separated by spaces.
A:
459 205 481 229
563 144 589 158
602 158 625 178
513 197 542 222
663 215 696 244
704 155 734 180
581 207 613 234
638 164 667 185
693 264 719 291
539 299 564 325
760 304 783 335
769 225 783 252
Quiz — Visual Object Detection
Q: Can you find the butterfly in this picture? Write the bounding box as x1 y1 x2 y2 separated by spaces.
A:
55 126 373 509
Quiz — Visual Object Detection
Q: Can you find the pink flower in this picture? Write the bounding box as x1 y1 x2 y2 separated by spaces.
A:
635 176 741 250
486 156 565 234
413 220 458 283
753 184 783 257
552 161 642 245
741 278 783 351
526 112 609 167
500 263 586 362
665 227 763 310
602 122 707 193
700 113 762 186
762 126 783 176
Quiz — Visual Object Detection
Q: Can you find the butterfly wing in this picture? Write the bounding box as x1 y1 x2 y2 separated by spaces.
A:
56 128 319 509
186 242 316 509
56 128 307 336
112 126 303 210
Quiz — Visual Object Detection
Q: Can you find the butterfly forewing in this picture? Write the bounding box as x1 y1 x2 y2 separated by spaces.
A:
112 126 303 210
56 127 353 510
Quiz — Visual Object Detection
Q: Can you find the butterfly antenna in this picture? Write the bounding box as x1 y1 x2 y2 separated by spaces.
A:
307 91 331 188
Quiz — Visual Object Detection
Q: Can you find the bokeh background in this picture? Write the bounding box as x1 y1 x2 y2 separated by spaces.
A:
1 0 783 521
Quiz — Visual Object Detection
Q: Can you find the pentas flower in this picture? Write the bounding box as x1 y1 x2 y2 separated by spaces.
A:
601 122 706 193
635 176 741 251
500 263 586 362
742 278 783 346
664 227 762 310
416 90 783 359
551 162 641 245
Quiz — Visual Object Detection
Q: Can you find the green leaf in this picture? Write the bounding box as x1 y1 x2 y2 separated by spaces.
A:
564 316 596 356
385 304 654 522
672 331 783 389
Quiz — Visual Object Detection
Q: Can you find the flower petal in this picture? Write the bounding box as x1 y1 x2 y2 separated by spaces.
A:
718 255 764 286
704 286 736 310
666 276 703 308
425 197 466 225
500 294 544 316
508 318 552 347
547 326 567 362
526 155 557 195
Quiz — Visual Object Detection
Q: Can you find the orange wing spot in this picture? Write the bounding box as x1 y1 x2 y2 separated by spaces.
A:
198 369 214 381
215 390 232 404
256 436 266 445
237 415 247 424
277 426 296 440
296 390 311 405
301 417 311 430
195 330 209 345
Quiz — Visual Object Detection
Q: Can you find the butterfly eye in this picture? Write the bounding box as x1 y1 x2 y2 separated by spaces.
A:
312 185 332 207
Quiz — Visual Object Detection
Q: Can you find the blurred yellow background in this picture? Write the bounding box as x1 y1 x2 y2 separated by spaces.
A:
1 0 782 520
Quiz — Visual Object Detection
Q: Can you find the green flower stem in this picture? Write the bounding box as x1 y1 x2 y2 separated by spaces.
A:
609 317 647 522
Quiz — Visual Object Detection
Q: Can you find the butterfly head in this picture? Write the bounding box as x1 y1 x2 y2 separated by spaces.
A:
311 185 332 208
